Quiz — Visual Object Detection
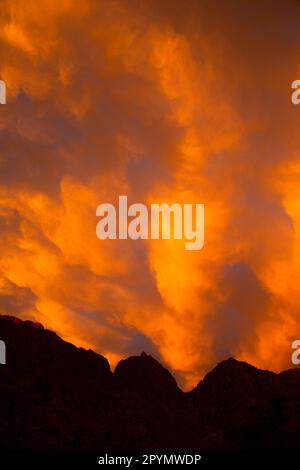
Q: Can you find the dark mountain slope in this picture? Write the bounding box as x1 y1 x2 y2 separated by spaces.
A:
0 315 299 450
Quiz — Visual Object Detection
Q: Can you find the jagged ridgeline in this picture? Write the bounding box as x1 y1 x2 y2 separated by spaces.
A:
0 315 300 450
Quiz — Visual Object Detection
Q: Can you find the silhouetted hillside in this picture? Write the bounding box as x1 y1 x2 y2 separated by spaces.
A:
0 315 300 450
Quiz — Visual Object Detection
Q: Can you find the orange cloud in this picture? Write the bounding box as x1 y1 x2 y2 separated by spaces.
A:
1 0 300 390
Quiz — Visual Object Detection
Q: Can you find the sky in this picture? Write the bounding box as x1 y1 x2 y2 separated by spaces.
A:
1 0 300 389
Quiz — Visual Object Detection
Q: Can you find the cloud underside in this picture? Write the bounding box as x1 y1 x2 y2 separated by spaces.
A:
0 0 300 388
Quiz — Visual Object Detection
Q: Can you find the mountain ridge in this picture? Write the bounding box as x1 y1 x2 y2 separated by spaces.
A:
0 314 300 450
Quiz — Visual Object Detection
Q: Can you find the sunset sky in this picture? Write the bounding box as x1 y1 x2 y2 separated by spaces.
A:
1 0 300 389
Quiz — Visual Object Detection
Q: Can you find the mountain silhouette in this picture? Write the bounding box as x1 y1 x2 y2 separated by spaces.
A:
0 315 299 450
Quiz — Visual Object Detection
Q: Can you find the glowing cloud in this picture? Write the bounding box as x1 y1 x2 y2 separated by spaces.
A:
1 0 300 389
